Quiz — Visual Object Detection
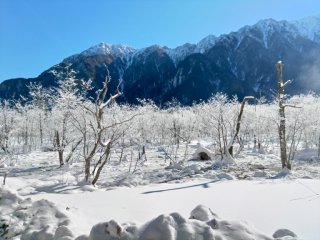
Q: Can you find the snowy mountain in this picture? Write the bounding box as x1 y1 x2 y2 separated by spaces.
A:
291 15 320 42
1 16 320 104
164 43 197 65
81 43 135 57
195 34 217 53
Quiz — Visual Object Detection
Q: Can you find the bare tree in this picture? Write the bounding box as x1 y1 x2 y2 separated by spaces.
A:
81 73 122 184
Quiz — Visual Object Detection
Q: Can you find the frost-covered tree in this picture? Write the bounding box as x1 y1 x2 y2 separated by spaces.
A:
0 101 15 153
51 71 85 166
27 82 53 147
200 94 238 160
80 73 122 184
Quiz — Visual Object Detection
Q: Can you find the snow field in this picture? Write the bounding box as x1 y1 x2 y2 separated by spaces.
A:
1 140 320 239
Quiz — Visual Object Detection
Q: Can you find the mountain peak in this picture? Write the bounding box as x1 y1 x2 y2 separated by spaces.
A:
81 43 135 57
196 35 217 53
164 43 197 65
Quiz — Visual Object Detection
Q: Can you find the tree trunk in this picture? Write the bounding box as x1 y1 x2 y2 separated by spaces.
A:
65 138 82 163
3 172 7 185
84 140 100 181
54 130 64 166
228 96 253 156
39 113 43 146
91 142 111 185
276 61 291 170
58 150 64 166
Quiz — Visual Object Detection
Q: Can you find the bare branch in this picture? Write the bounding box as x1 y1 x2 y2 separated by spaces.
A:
101 111 142 131
100 91 122 110
283 79 293 88
284 104 302 109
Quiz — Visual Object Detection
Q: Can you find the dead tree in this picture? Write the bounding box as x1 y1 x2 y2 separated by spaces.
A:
228 96 254 156
276 61 292 170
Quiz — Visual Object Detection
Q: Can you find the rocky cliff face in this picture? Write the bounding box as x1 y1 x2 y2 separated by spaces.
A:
1 16 320 104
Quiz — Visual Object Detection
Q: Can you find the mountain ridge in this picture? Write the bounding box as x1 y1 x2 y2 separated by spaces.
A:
1 16 320 104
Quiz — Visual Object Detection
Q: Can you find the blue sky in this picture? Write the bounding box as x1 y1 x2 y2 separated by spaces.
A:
0 0 319 81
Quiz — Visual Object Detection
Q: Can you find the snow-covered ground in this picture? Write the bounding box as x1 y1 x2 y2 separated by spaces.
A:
1 142 320 239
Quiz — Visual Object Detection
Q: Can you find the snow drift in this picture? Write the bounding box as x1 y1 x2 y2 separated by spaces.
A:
0 186 298 240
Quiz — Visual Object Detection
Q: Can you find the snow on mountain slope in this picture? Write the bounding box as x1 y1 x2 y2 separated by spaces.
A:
67 16 320 65
164 43 197 65
291 15 320 42
81 43 135 58
253 19 300 48
195 34 217 53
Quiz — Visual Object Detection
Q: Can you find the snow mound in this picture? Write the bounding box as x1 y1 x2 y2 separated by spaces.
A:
0 186 72 240
87 205 283 240
189 204 217 221
273 228 297 239
270 168 292 179
253 170 271 178
0 186 301 240
191 146 214 161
